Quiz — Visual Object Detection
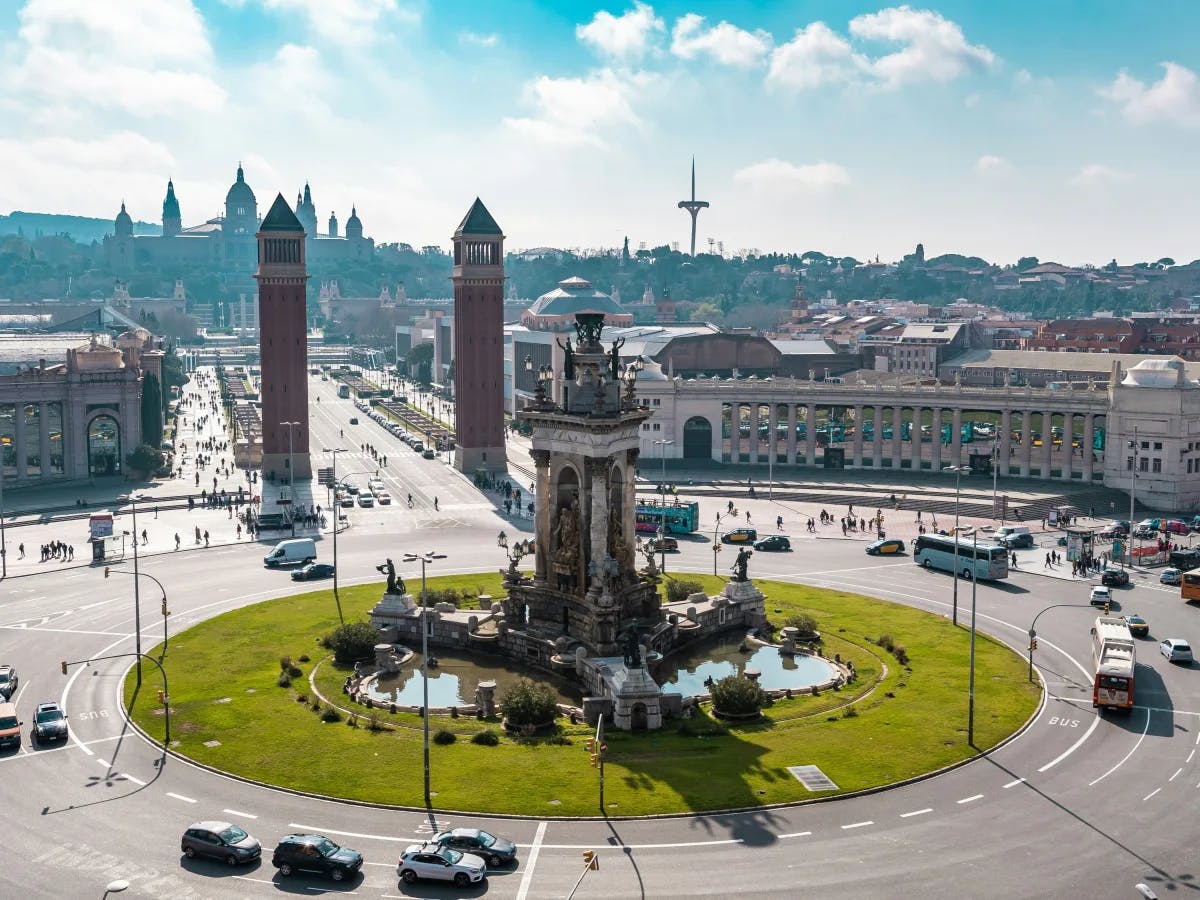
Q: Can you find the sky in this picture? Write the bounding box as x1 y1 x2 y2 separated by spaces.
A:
1 1 1199 265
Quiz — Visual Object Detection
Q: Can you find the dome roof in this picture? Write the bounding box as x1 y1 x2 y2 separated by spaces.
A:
346 205 361 227
225 164 256 206
526 276 625 318
114 202 133 236
1121 357 1196 389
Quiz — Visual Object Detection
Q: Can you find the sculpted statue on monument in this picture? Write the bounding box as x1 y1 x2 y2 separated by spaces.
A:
553 500 581 591
376 558 405 595
607 506 628 566
731 547 752 583
621 621 642 669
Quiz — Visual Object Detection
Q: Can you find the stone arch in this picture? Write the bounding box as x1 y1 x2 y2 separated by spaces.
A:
87 412 121 476
683 415 712 459
550 464 582 592
608 461 629 567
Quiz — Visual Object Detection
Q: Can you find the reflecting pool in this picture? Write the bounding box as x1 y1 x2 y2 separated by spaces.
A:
363 650 582 708
657 634 838 697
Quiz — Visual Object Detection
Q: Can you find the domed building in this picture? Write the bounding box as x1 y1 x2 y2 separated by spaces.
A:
519 276 633 332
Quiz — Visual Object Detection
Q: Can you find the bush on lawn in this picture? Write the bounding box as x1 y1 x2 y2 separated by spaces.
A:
499 679 558 727
471 729 500 746
433 729 457 745
320 705 342 723
709 675 765 716
785 613 819 636
330 621 379 665
666 579 705 604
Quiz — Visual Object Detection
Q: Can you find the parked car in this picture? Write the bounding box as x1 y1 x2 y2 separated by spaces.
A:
1099 524 1127 539
721 528 757 544
0 665 16 700
422 449 436 459
431 828 518 867
397 844 487 886
866 538 906 556
1101 567 1130 587
753 535 792 552
376 491 392 505
340 496 354 508
1123 614 1150 638
1090 585 1113 608
1191 514 1200 532
32 701 68 744
342 482 360 495
1160 638 1194 664
0 702 20 750
1133 526 1157 540
1161 567 1183 586
292 562 336 581
272 834 363 882
1137 518 1163 532
181 821 261 866
358 494 375 507
368 478 385 492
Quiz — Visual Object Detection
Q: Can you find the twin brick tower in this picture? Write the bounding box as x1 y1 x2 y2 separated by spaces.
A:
256 194 505 482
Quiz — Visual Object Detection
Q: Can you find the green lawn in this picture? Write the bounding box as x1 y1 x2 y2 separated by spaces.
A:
126 573 1039 817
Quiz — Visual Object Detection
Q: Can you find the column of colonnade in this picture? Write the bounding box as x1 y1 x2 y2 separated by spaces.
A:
930 408 942 471
999 410 1012 477
851 405 864 466
786 405 797 464
872 406 883 468
805 404 817 466
729 402 740 463
748 404 759 465
1083 414 1095 482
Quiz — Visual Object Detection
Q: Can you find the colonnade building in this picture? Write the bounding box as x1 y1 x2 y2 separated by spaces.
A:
631 356 1200 513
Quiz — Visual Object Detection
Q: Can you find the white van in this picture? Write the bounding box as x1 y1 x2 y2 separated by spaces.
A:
993 526 1033 548
264 538 317 568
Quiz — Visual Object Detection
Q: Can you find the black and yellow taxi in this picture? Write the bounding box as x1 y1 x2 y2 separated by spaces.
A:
721 527 758 544
866 538 906 556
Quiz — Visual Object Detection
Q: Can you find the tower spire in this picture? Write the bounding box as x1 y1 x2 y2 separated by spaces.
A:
677 157 710 257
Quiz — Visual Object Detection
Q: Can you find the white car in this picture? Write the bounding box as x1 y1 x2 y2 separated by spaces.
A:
397 844 486 887
368 478 385 492
1090 586 1112 607
1161 568 1183 586
1160 638 1193 664
357 494 375 508
375 491 391 505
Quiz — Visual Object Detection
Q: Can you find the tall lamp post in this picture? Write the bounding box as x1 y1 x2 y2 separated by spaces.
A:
960 525 979 747
280 421 300 536
653 439 673 574
119 492 145 687
324 447 346 625
944 465 968 627
0 461 7 579
712 510 734 576
403 550 446 807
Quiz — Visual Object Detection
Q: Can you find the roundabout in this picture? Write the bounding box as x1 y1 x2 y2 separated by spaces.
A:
122 574 1039 817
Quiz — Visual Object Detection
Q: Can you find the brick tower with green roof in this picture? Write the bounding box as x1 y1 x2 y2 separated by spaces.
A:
257 193 312 481
451 198 507 474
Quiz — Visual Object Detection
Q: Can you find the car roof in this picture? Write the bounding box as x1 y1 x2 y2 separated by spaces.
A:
190 820 234 832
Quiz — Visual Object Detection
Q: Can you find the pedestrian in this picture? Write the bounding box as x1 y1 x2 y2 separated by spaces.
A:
1045 552 1052 569
777 515 783 530
141 528 148 546
1012 552 1018 568
17 543 23 559
745 510 751 524
175 533 180 550
204 530 209 547
237 524 242 540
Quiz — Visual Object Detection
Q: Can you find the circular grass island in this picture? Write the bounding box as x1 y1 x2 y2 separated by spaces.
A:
125 573 1040 818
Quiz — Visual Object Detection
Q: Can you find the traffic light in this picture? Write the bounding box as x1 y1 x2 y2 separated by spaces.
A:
1104 601 1111 615
60 660 67 675
161 600 169 617
1030 639 1038 651
583 850 598 871
590 752 600 769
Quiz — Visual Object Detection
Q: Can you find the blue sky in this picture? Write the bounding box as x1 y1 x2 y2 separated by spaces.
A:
2 1 1199 265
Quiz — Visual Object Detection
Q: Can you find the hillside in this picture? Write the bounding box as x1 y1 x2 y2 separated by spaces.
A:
0 211 160 244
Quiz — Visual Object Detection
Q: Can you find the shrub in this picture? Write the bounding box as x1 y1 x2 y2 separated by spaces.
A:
841 706 859 718
366 713 383 732
877 634 896 653
320 705 342 723
709 675 765 716
330 621 379 665
346 715 358 727
785 613 819 635
894 645 910 666
125 444 165 474
666 579 705 604
298 654 310 663
280 656 293 672
276 671 292 688
499 679 558 727
433 729 457 745
471 729 500 746
310 699 321 711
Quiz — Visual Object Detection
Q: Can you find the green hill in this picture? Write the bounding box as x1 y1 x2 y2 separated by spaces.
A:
0 211 160 244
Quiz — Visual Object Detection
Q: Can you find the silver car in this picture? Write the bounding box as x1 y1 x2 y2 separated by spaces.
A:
397 844 486 887
181 821 261 866
1160 639 1193 664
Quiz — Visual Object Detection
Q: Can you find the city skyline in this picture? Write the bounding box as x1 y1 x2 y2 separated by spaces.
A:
2 1 1200 263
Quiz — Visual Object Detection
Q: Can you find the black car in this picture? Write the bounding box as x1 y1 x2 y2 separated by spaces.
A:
292 562 336 581
272 834 363 882
753 535 792 552
0 665 17 700
432 828 518 868
182 821 261 866
32 702 68 744
1101 567 1130 587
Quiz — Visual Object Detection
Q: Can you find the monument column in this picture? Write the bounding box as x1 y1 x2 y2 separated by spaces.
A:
729 403 741 463
785 404 797 465
872 405 883 467
39 402 50 480
624 449 639 572
999 410 1012 475
805 404 817 466
1083 414 1096 482
588 458 610 570
931 408 943 472
532 449 551 585
767 404 779 467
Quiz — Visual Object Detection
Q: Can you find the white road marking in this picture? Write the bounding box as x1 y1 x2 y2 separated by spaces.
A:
1144 788 1161 801
1089 707 1151 787
779 831 812 838
233 876 277 885
515 820 546 900
1189 750 1196 764
167 792 196 803
223 808 258 819
900 808 932 818
1038 716 1101 773
1170 768 1183 782
957 794 983 805
538 838 745 849
841 821 873 830
288 823 412 842
1003 778 1026 789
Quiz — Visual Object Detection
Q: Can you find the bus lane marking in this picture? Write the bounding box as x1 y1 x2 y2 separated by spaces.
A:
1088 707 1151 787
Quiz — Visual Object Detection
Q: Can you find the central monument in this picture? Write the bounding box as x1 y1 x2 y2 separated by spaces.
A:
508 313 657 655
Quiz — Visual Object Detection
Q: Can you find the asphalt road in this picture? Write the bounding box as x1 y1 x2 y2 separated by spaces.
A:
1 372 1196 900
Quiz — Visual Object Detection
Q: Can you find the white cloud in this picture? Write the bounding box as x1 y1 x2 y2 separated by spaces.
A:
849 5 996 87
6 0 226 118
767 22 866 90
503 69 644 147
576 2 664 62
224 0 416 47
975 154 1009 174
670 13 771 68
459 31 500 48
734 158 851 191
1069 164 1130 187
1102 62 1200 127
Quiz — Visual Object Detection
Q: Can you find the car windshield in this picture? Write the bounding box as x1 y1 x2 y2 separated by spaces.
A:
439 848 463 864
220 826 248 843
36 709 63 723
1176 644 1192 653
0 716 16 729
317 839 340 857
1127 617 1145 625
0 673 10 684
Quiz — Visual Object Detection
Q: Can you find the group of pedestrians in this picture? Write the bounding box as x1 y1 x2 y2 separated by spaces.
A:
35 540 74 562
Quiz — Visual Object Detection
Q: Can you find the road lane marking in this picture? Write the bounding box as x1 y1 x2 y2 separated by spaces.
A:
167 792 196 803
1170 768 1183 782
841 821 873 830
1144 788 1161 801
515 820 546 900
957 794 983 805
1038 716 1101 773
223 808 258 819
1003 778 1026 789
537 838 744 849
1189 751 1196 764
1089 707 1151 786
900 808 932 818
288 823 412 842
779 831 812 838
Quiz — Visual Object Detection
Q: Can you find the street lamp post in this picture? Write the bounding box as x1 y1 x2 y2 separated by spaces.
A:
944 465 968 627
325 447 346 625
403 550 446 807
120 493 144 687
654 439 673 574
961 526 979 747
105 565 168 656
102 879 130 898
280 421 300 536
712 510 733 576
0 462 7 579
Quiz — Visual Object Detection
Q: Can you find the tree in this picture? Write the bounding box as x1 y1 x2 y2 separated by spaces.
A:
125 444 164 475
140 373 163 449
329 621 379 665
1016 256 1039 271
709 675 765 716
499 678 558 726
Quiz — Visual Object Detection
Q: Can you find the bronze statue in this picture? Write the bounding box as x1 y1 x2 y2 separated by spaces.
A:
731 547 752 583
608 506 628 564
621 621 642 669
556 336 575 379
376 558 405 595
609 336 625 381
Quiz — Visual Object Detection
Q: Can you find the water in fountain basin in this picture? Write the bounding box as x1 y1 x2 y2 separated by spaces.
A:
658 634 838 697
365 649 582 708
